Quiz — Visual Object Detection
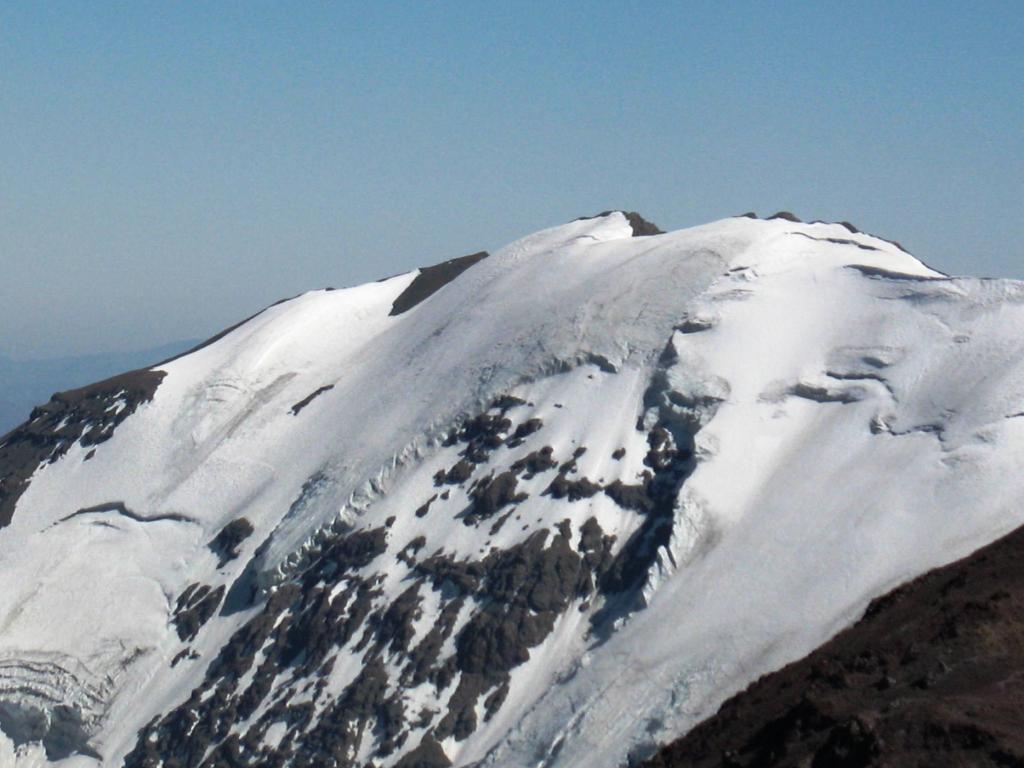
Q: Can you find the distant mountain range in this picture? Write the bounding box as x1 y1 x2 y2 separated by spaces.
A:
0 341 197 435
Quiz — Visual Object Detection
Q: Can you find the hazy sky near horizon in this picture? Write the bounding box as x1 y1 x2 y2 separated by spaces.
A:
2 2 1021 359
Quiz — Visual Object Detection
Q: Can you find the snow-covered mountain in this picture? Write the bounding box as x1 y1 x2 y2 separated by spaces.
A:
2 211 1024 767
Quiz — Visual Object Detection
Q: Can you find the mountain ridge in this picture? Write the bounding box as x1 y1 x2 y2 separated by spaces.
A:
0 341 197 437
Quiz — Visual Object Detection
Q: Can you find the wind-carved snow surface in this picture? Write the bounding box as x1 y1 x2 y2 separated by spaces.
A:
3 212 1024 767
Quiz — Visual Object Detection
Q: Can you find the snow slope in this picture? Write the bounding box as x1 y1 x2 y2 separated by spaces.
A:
2 212 1024 767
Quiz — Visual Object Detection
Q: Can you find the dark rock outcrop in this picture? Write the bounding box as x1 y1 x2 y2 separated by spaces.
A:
466 471 527 523
172 583 226 642
390 252 489 316
577 211 664 237
0 368 165 528
290 385 334 415
209 518 255 567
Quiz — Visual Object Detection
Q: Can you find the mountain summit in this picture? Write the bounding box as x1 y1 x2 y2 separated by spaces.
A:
2 212 1023 767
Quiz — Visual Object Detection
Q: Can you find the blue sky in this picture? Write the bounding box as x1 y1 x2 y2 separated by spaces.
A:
2 2 1021 358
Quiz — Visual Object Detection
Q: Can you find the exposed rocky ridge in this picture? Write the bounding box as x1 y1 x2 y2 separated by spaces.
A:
389 251 490 316
0 340 196 435
642 521 1024 768
577 211 665 236
0 368 165 528
736 211 919 260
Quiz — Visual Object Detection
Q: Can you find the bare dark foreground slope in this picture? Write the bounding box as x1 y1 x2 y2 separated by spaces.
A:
643 522 1024 768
